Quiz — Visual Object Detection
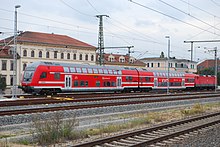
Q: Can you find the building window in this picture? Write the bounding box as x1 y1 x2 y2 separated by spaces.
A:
147 63 149 67
10 76 13 86
61 53 64 59
85 54 88 61
151 63 153 67
23 63 27 71
2 60 7 70
79 54 82 60
169 63 172 67
54 51 57 59
73 54 76 60
31 50 35 57
39 51 42 58
10 61 13 71
158 63 160 67
175 63 177 67
46 51 50 58
23 50 27 57
67 53 70 59
91 55 94 61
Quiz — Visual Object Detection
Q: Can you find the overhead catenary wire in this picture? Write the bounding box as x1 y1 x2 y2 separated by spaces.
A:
128 0 220 37
158 0 220 32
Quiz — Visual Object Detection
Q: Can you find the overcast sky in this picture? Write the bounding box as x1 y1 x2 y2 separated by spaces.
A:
1 0 220 62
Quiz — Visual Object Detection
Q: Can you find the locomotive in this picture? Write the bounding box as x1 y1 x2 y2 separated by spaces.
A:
20 61 216 95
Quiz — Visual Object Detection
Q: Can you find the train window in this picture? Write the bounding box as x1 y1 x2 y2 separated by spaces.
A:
104 69 108 74
80 81 85 86
107 82 111 86
88 68 93 73
98 69 104 74
111 82 115 86
85 81 88 87
108 70 113 74
145 77 150 82
82 68 87 73
126 76 132 81
76 67 82 73
70 67 76 73
93 69 98 74
54 72 60 80
40 72 47 79
74 81 78 86
104 82 106 87
64 67 69 73
96 81 100 87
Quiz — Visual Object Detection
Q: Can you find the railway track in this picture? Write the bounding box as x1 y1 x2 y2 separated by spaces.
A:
0 91 218 107
0 93 219 116
73 111 220 147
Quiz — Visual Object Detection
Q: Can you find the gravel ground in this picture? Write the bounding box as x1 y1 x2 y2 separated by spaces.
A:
0 97 219 146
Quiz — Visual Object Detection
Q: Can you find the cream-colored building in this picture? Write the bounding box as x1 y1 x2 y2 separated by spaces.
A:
140 57 197 73
0 31 96 88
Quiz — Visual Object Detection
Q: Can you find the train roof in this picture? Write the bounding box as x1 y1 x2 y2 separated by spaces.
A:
26 61 127 71
26 61 193 75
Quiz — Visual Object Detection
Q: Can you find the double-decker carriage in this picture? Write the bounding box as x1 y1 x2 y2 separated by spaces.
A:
20 61 216 95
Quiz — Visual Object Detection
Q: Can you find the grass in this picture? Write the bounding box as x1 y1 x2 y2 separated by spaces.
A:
11 102 220 146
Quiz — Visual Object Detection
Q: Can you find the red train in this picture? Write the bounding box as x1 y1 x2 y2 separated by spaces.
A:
20 61 216 95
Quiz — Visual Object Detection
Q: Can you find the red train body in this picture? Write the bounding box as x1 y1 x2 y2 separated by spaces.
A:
20 61 216 94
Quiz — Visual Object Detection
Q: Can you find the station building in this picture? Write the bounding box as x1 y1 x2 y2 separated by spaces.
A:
0 31 96 88
140 57 197 73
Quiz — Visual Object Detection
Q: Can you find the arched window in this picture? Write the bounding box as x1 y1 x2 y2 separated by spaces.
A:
23 63 27 71
46 51 50 58
23 50 27 57
85 54 88 61
31 50 35 57
10 76 13 86
67 53 70 59
91 55 94 61
79 54 82 60
54 51 57 59
61 53 64 59
73 54 76 60
39 51 42 58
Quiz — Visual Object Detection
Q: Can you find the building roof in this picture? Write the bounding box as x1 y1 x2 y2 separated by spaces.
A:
0 31 96 48
98 53 146 67
0 46 13 58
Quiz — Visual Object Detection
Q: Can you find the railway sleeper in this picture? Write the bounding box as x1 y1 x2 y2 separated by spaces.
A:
103 143 119 147
120 138 138 144
111 141 131 146
126 137 143 142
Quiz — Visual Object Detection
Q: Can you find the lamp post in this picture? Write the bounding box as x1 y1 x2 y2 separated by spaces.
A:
12 5 21 99
165 36 170 95
214 47 217 93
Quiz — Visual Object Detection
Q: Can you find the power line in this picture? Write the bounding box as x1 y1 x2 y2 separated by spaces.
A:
179 0 220 19
210 0 220 7
158 0 220 32
86 0 100 13
59 0 93 17
128 0 220 37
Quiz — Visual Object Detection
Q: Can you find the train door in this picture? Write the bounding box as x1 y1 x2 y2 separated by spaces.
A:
182 79 185 87
65 75 72 89
116 77 122 88
154 78 158 87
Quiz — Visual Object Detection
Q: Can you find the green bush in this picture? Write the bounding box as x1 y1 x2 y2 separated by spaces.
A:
32 112 77 146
